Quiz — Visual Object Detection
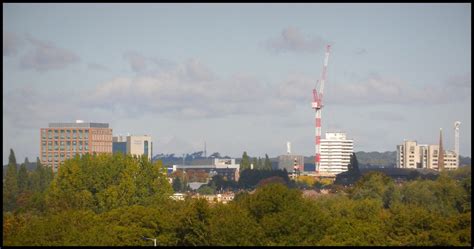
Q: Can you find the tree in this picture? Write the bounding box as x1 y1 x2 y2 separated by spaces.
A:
257 158 263 170
252 158 258 170
347 153 360 175
3 149 19 211
18 158 29 193
240 152 251 170
173 177 183 192
264 154 272 170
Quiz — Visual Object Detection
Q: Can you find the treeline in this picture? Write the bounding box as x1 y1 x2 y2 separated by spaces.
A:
3 150 471 246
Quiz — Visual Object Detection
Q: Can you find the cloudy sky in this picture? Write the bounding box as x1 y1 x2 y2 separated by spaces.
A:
3 3 471 164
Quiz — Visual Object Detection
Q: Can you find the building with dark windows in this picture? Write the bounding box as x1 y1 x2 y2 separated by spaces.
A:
40 120 112 172
172 158 240 181
112 135 152 160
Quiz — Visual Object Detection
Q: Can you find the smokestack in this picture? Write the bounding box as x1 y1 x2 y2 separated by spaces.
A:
438 128 445 171
287 141 291 154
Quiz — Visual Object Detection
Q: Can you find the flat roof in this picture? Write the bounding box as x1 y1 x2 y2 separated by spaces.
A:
48 122 109 128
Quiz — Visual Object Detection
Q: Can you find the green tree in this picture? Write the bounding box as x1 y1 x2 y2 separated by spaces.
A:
173 177 183 192
264 154 272 170
198 185 215 195
252 157 258 170
240 152 251 170
257 157 263 170
18 157 29 193
3 149 19 211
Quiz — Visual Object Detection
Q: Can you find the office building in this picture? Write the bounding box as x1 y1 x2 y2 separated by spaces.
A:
319 132 354 176
172 158 240 181
112 135 152 160
40 120 112 172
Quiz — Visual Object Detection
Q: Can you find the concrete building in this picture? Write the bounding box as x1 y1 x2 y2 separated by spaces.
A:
112 135 152 160
278 142 304 174
172 158 240 182
40 120 112 172
319 132 354 176
396 140 458 171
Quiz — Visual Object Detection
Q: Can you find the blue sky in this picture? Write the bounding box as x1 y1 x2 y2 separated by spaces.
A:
3 3 471 164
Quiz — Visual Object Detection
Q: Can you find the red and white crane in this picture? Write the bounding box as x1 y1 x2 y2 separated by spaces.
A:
312 45 331 174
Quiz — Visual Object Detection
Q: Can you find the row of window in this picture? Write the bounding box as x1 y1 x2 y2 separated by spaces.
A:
42 129 89 140
42 141 89 152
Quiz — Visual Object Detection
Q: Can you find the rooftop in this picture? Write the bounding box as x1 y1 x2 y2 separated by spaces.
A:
48 121 109 128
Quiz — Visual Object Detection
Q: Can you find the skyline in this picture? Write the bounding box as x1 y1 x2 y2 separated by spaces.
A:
3 3 471 164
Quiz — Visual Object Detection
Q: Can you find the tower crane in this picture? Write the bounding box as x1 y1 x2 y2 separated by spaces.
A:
312 45 331 174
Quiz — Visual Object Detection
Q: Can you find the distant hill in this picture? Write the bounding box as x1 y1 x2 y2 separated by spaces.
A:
355 151 397 168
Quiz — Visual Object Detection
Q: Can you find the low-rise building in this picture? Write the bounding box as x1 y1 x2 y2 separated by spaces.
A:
172 158 240 181
112 135 152 160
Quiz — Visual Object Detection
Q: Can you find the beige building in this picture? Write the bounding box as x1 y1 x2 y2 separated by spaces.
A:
112 135 152 160
396 140 458 171
40 120 112 172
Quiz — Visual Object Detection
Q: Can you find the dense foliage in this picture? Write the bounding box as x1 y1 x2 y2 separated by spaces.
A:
3 149 471 246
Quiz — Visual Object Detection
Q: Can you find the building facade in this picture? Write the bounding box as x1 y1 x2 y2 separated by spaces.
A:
172 158 240 182
396 140 458 171
112 135 152 160
319 132 354 176
40 121 112 172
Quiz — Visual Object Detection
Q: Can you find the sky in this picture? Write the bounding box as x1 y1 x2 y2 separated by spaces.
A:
3 3 471 164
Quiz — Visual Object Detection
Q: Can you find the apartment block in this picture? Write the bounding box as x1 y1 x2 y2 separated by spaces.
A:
396 140 458 171
40 120 112 172
319 132 354 176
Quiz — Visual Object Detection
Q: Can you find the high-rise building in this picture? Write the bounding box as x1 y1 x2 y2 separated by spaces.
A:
40 120 112 172
112 135 152 160
319 132 354 176
396 140 458 171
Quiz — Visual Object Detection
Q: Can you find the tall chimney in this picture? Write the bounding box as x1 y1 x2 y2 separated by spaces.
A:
438 128 445 171
287 141 291 154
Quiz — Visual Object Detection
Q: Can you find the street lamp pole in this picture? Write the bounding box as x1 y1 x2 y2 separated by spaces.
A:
142 236 157 247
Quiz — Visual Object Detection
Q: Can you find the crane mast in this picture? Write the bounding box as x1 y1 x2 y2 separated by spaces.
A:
312 45 331 174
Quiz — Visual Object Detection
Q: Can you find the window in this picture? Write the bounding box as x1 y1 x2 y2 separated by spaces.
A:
60 141 65 151
66 130 71 139
48 130 53 139
48 141 52 151
66 141 71 150
79 130 83 139
54 141 58 150
79 141 83 150
144 141 149 157
85 130 89 139
54 130 59 139
73 141 77 151
42 130 46 139
85 141 88 150
73 130 77 139
60 130 65 139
